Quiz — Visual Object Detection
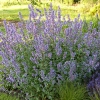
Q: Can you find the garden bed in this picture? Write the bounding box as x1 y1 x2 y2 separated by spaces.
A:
0 3 100 100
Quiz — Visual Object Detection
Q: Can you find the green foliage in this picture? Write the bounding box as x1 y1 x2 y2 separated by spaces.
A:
29 0 42 6
74 0 80 3
0 26 5 32
47 0 80 4
0 0 29 6
12 42 58 100
58 0 80 5
89 3 100 16
1 17 100 99
61 0 74 5
82 15 100 33
1 3 100 100
81 0 99 4
58 80 89 100
0 92 19 100
78 4 91 14
89 92 100 100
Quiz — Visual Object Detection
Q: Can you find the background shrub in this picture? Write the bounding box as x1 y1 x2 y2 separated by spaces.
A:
89 3 100 16
0 0 29 6
87 61 100 100
80 0 99 4
29 0 80 5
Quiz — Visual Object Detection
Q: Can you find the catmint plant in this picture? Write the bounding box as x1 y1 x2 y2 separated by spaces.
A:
0 3 100 100
87 61 100 99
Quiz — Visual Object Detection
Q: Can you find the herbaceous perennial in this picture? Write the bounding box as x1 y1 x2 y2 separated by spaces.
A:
0 4 100 100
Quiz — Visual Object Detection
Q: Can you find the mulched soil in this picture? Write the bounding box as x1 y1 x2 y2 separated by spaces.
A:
0 20 20 27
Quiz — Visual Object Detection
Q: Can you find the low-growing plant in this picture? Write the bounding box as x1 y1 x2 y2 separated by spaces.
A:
89 92 100 100
87 62 100 100
0 3 100 100
58 79 89 100
82 15 100 33
0 92 19 100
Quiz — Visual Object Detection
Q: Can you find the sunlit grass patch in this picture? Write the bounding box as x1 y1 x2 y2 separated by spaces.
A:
0 1 84 21
0 5 29 21
0 92 19 100
0 0 30 7
0 1 97 21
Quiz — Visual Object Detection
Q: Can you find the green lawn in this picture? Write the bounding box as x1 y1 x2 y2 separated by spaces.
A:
0 5 29 21
0 1 95 21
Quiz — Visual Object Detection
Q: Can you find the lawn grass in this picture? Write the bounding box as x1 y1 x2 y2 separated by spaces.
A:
0 0 97 21
0 5 29 21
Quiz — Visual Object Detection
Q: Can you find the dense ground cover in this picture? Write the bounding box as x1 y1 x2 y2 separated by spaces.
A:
0 3 100 100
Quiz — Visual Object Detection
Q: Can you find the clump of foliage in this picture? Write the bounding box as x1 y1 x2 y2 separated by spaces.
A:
0 92 19 100
61 0 74 5
29 0 80 6
89 3 100 16
28 0 42 6
80 0 99 4
87 61 100 100
0 3 100 100
78 4 91 13
58 79 89 100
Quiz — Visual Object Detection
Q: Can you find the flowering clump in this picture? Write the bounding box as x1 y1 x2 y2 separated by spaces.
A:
0 4 100 100
87 61 100 99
